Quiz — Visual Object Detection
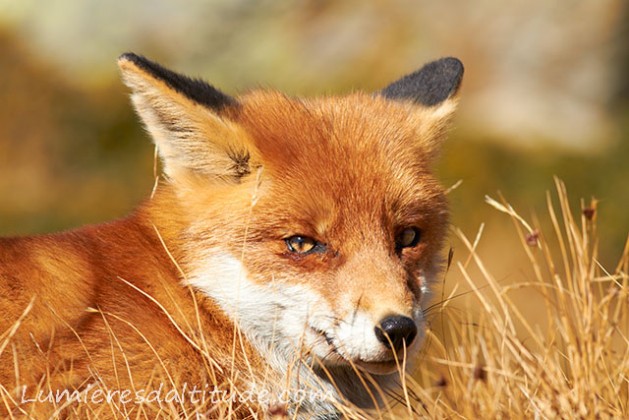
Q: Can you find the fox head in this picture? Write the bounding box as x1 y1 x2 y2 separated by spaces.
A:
118 53 462 377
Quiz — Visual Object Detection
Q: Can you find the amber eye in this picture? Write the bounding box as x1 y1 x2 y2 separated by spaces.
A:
396 227 421 249
285 236 324 254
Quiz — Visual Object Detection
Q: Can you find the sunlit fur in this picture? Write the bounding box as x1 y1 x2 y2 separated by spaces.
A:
0 56 459 418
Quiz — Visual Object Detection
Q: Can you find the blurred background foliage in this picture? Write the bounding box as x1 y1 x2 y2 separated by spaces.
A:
0 0 627 272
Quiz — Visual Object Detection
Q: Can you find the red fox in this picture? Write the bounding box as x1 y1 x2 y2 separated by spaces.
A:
0 53 463 418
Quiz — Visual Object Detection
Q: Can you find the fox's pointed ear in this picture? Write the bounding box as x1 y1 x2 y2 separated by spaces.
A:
381 57 463 107
118 53 254 182
381 57 463 160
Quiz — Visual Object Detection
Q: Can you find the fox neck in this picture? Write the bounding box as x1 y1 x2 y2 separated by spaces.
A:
135 183 189 261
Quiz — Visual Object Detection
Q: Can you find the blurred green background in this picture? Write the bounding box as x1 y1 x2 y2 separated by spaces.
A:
0 0 627 269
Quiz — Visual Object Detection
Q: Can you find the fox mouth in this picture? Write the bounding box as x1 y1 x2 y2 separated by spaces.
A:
353 359 400 375
310 326 339 353
309 326 400 375
309 326 349 365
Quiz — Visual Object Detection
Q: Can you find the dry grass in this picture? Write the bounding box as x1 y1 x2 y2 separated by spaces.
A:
410 178 628 418
1 178 627 419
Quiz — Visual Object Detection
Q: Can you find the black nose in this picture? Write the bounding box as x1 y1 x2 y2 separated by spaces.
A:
375 315 418 352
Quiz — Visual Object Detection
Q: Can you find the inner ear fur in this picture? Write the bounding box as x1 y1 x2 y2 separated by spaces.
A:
118 53 255 182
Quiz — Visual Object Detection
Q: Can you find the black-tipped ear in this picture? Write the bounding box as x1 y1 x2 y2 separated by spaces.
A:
381 57 463 106
118 53 255 182
118 52 236 111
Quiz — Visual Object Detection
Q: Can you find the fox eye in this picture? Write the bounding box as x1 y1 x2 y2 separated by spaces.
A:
285 235 324 254
396 227 421 249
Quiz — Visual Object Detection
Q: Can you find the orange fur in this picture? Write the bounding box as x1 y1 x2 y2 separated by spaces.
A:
0 54 462 418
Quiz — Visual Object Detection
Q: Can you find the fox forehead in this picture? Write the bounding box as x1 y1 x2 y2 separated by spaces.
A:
230 90 448 236
235 90 434 171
